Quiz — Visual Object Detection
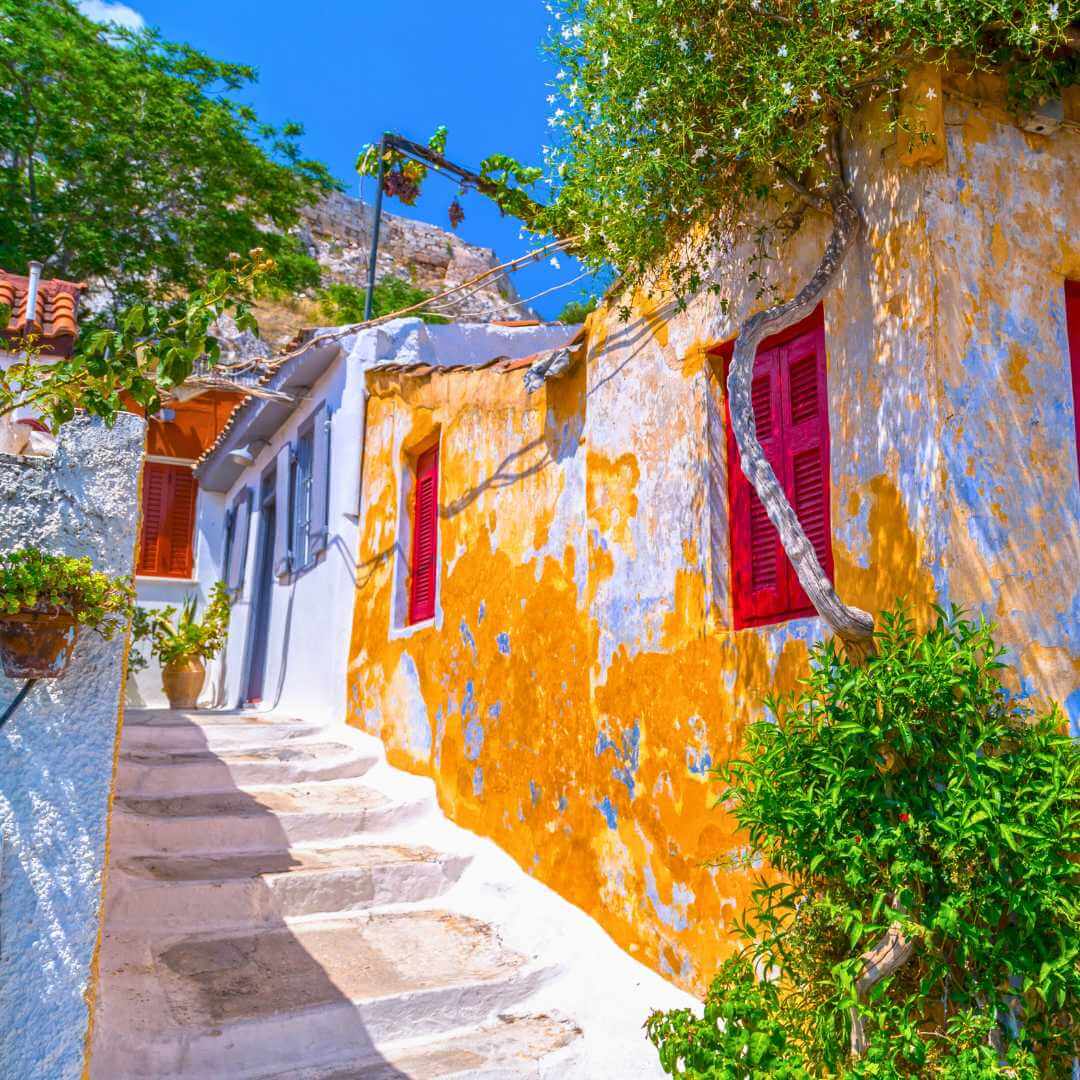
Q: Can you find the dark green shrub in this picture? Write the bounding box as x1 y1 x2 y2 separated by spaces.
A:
649 607 1079 1077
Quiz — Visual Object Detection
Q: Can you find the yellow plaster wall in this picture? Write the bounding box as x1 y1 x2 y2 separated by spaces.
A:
347 92 1079 995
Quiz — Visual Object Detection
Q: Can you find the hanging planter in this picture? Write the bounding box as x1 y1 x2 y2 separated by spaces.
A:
0 609 80 678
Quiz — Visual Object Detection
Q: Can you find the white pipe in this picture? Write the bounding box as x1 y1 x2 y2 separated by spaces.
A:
24 261 43 332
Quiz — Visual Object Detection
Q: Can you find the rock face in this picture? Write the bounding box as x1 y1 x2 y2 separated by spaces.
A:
299 192 533 323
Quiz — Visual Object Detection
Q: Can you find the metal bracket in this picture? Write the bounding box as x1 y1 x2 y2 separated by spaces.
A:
0 679 37 730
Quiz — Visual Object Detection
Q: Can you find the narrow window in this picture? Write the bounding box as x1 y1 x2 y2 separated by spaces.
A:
408 444 440 625
137 461 197 579
1067 280 1080 477
291 428 315 569
725 307 833 628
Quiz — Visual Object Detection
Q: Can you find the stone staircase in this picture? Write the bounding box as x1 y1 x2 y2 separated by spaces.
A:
90 710 690 1078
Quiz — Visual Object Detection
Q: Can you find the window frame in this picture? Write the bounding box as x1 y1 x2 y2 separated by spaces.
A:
717 305 834 630
291 424 316 572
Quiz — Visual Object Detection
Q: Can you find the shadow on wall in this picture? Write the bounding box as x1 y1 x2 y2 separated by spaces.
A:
89 710 412 1079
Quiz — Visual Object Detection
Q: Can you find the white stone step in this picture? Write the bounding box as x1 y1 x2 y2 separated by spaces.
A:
110 778 432 854
105 843 472 930
117 740 379 795
89 912 559 1080
122 712 326 753
259 1014 583 1079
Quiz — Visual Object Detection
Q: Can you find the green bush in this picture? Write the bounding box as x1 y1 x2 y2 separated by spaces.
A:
557 294 599 325
648 606 1079 1077
0 547 134 639
132 581 231 668
318 278 449 326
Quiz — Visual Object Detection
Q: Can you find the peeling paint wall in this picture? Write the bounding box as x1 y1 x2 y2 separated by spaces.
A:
0 415 144 1079
348 88 1079 994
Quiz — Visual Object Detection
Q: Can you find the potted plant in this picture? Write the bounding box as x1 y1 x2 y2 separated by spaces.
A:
134 582 230 710
0 548 134 678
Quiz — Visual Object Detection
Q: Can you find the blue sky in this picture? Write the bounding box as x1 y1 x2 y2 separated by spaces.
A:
80 0 595 320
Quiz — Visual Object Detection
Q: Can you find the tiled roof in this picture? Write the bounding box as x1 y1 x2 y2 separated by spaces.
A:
367 354 539 379
0 269 86 358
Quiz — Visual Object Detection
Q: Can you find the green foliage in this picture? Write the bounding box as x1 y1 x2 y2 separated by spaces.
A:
0 0 335 312
0 256 271 427
0 547 133 639
132 581 231 668
557 294 600 324
648 607 1079 1077
317 279 449 326
536 1 1079 305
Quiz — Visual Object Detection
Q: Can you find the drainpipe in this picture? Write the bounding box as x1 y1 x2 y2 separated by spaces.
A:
23 261 43 335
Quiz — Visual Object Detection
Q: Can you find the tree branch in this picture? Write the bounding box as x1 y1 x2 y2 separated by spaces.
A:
726 141 875 656
849 916 915 1057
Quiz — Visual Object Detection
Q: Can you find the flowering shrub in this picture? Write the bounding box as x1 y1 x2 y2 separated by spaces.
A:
538 1 1079 306
647 607 1079 1076
0 548 134 639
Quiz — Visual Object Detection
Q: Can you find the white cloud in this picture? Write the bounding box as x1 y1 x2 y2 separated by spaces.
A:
78 0 145 31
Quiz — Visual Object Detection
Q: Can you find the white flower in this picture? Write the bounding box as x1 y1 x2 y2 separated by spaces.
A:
692 146 708 162
676 36 689 53
556 69 567 81
777 45 788 57
926 86 937 100
782 81 794 95
733 127 743 140
847 28 859 41
810 89 821 103
704 50 715 62
547 94 557 104
1049 3 1059 18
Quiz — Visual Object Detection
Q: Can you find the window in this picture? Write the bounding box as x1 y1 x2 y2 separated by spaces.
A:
291 427 315 569
724 307 833 628
408 443 440 625
138 461 197 579
1067 280 1080 477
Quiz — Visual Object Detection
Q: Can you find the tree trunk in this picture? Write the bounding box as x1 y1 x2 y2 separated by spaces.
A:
849 916 915 1057
725 180 875 657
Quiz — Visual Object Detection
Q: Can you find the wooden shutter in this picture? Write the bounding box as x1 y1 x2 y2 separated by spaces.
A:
273 445 293 578
781 323 833 612
729 346 788 626
408 444 440 624
137 461 196 579
309 404 331 556
1067 281 1080 480
726 306 832 628
227 487 252 592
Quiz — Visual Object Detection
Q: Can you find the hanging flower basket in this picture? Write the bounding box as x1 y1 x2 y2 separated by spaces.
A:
0 609 80 679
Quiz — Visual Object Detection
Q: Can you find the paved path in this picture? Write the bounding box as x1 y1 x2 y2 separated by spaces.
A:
90 709 691 1078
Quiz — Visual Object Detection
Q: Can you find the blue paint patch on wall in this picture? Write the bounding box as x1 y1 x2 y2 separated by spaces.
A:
1067 689 1080 739
473 766 484 796
557 795 568 812
477 600 486 623
686 746 712 776
596 797 619 830
643 863 695 932
530 780 542 806
595 721 641 797
465 719 485 761
459 618 477 658
496 632 511 656
398 652 432 759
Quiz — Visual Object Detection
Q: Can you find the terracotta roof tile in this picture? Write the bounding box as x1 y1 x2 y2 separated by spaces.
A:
0 269 86 358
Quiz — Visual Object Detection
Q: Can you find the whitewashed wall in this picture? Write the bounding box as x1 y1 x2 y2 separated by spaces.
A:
0 414 144 1080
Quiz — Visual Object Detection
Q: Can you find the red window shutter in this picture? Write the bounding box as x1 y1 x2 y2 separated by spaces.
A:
408 445 439 624
1067 280 1080 479
137 462 196 579
725 306 832 628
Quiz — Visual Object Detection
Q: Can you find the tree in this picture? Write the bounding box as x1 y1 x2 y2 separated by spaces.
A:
0 0 337 313
647 609 1079 1076
0 253 272 427
535 0 1077 658
557 294 599 325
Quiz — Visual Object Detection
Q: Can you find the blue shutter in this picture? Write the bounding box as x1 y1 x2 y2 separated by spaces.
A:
273 444 293 578
310 404 331 556
227 488 252 592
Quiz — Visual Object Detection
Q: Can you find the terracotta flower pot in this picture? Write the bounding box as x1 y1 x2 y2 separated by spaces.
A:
161 657 206 710
0 609 80 678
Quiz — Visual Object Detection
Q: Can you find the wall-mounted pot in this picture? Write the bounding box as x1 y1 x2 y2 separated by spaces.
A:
161 656 206 710
0 609 80 679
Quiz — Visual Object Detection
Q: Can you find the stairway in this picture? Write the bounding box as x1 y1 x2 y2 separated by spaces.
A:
90 710 690 1078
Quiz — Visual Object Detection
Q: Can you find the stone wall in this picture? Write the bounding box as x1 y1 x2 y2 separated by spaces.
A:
299 192 532 322
0 415 144 1079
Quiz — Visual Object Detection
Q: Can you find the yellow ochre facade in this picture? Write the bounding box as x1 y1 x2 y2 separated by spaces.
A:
347 75 1080 994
